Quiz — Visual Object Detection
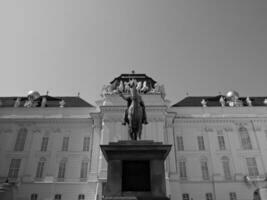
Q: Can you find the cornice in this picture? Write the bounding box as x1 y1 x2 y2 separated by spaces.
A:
0 118 93 124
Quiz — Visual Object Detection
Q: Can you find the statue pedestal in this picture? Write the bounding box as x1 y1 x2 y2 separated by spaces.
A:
100 140 171 200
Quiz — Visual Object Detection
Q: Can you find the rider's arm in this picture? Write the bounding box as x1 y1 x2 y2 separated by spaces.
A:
119 92 128 101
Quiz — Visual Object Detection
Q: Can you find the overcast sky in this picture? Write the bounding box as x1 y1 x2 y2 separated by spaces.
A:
0 0 267 105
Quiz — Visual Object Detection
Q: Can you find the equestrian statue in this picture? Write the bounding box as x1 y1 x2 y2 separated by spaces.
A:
119 80 148 140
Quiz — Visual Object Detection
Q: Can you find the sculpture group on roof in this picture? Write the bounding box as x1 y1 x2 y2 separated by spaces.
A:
101 80 166 99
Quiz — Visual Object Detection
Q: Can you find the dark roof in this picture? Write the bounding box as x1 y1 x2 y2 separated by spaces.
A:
0 96 93 108
172 96 267 107
110 73 157 89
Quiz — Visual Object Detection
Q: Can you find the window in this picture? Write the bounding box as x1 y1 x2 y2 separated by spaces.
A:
206 193 213 200
62 136 69 151
246 157 259 176
229 192 237 200
197 136 205 150
239 126 252 150
40 137 49 152
179 159 187 179
55 194 61 200
80 160 89 179
176 136 184 151
31 193 38 200
36 158 46 179
14 128 27 151
201 159 209 180
218 135 226 150
222 156 231 180
58 159 67 179
83 137 90 152
8 159 21 178
182 193 189 200
78 194 85 200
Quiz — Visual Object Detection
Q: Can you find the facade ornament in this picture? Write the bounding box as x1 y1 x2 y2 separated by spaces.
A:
59 99 66 108
124 81 130 93
246 97 252 106
41 97 47 107
118 80 124 93
14 98 21 107
140 81 149 93
201 99 207 107
24 99 34 108
219 96 225 107
151 83 161 93
160 84 166 99
136 81 142 92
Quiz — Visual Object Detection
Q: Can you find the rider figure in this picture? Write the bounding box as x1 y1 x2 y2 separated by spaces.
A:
119 91 148 126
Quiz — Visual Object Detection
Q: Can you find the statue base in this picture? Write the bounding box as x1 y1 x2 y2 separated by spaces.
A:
100 140 171 200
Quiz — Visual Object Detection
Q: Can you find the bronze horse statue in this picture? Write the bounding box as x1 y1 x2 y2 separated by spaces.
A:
128 80 143 140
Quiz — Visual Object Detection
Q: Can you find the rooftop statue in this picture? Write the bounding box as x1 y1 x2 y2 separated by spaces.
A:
119 79 148 140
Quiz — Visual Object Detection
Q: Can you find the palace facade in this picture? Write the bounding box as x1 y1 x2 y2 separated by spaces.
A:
1 73 267 200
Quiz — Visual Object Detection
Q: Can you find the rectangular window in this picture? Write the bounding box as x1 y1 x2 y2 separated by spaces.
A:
14 129 27 151
201 161 209 180
31 193 38 200
62 137 69 151
206 193 213 200
40 137 49 152
55 194 61 200
58 161 66 179
83 137 90 152
179 160 187 179
229 192 237 200
246 157 259 176
36 160 45 178
218 135 226 150
198 136 205 150
8 159 21 178
177 136 184 151
80 161 88 179
182 193 190 200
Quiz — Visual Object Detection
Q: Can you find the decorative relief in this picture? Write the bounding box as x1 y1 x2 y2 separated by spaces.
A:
203 126 213 133
3 128 12 133
223 127 233 132
254 126 262 132
32 128 41 134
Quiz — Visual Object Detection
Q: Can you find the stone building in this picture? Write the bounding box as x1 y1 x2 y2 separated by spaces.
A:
0 73 267 200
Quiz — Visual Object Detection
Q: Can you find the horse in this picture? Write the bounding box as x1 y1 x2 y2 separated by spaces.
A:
128 80 143 140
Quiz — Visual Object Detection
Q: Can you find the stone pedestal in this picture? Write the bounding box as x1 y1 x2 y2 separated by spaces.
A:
100 140 171 200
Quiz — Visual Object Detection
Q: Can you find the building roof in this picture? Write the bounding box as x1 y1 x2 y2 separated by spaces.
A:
110 72 157 89
0 96 94 108
172 96 267 107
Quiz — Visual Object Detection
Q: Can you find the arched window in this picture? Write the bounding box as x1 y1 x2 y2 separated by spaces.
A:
239 126 252 150
78 194 85 200
221 156 231 180
80 159 89 179
200 157 209 180
14 128 27 151
58 158 67 180
36 157 46 179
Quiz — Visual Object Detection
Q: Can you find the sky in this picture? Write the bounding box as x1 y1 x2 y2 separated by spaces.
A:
0 0 267 105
